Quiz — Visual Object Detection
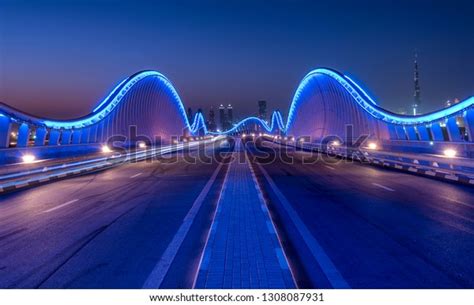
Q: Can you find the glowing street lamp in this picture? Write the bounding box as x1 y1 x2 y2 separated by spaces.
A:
102 145 112 153
22 154 36 164
367 142 378 150
443 148 457 158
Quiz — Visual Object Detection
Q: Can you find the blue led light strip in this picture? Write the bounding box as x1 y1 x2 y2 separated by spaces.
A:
285 68 474 130
209 111 285 135
1 68 473 136
40 71 192 131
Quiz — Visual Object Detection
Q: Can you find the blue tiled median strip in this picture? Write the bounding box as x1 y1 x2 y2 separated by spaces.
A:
195 141 295 288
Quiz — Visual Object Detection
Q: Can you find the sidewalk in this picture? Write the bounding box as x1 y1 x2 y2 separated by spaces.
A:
194 140 295 288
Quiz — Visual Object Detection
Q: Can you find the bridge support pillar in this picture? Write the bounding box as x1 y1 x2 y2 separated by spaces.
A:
72 129 82 144
464 109 474 141
395 126 406 140
80 127 90 144
416 125 430 141
0 115 11 148
49 129 60 146
96 122 104 143
446 117 461 142
430 123 445 141
61 130 72 145
89 125 98 143
17 123 29 147
34 127 47 146
405 126 418 140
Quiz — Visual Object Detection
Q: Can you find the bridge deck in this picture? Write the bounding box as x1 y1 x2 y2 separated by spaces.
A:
194 140 295 288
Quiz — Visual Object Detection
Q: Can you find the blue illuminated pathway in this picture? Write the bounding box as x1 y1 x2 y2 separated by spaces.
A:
194 140 295 288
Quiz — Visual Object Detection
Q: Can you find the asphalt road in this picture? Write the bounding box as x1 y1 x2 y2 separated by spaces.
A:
0 142 233 288
1 136 473 289
245 138 474 288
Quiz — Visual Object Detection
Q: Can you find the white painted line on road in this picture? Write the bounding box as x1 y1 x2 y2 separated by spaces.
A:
143 161 224 289
372 183 395 192
130 173 143 179
325 165 335 170
42 199 79 213
256 162 350 288
441 196 474 209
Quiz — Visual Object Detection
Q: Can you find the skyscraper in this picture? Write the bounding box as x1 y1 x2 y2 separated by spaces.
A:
219 104 226 131
258 100 267 121
226 104 233 127
413 52 421 115
208 107 216 131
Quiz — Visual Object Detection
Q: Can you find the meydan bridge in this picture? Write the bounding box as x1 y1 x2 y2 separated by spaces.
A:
1 68 474 156
0 69 473 289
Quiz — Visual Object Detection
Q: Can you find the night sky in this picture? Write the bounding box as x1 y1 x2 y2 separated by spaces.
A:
0 0 473 121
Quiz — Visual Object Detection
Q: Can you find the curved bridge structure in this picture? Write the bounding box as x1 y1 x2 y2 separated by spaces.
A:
1 68 473 156
208 111 286 135
284 68 474 146
0 71 205 148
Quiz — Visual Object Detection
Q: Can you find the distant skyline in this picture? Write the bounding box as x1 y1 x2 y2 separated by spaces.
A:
1 0 473 121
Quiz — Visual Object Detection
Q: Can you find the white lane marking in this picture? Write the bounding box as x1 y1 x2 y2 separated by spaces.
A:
256 162 350 288
42 199 79 213
325 165 335 170
441 196 474 209
130 173 143 179
143 161 224 289
372 183 395 192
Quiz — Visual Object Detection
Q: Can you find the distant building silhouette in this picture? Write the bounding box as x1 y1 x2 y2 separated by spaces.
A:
226 104 233 129
413 52 421 115
207 107 216 131
219 104 226 131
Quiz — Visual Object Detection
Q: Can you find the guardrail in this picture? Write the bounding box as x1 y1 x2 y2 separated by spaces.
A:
272 139 474 186
0 137 223 194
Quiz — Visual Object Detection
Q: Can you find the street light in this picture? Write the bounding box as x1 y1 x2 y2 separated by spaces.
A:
22 154 36 164
367 142 378 150
102 145 112 153
443 148 457 158
138 142 147 149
